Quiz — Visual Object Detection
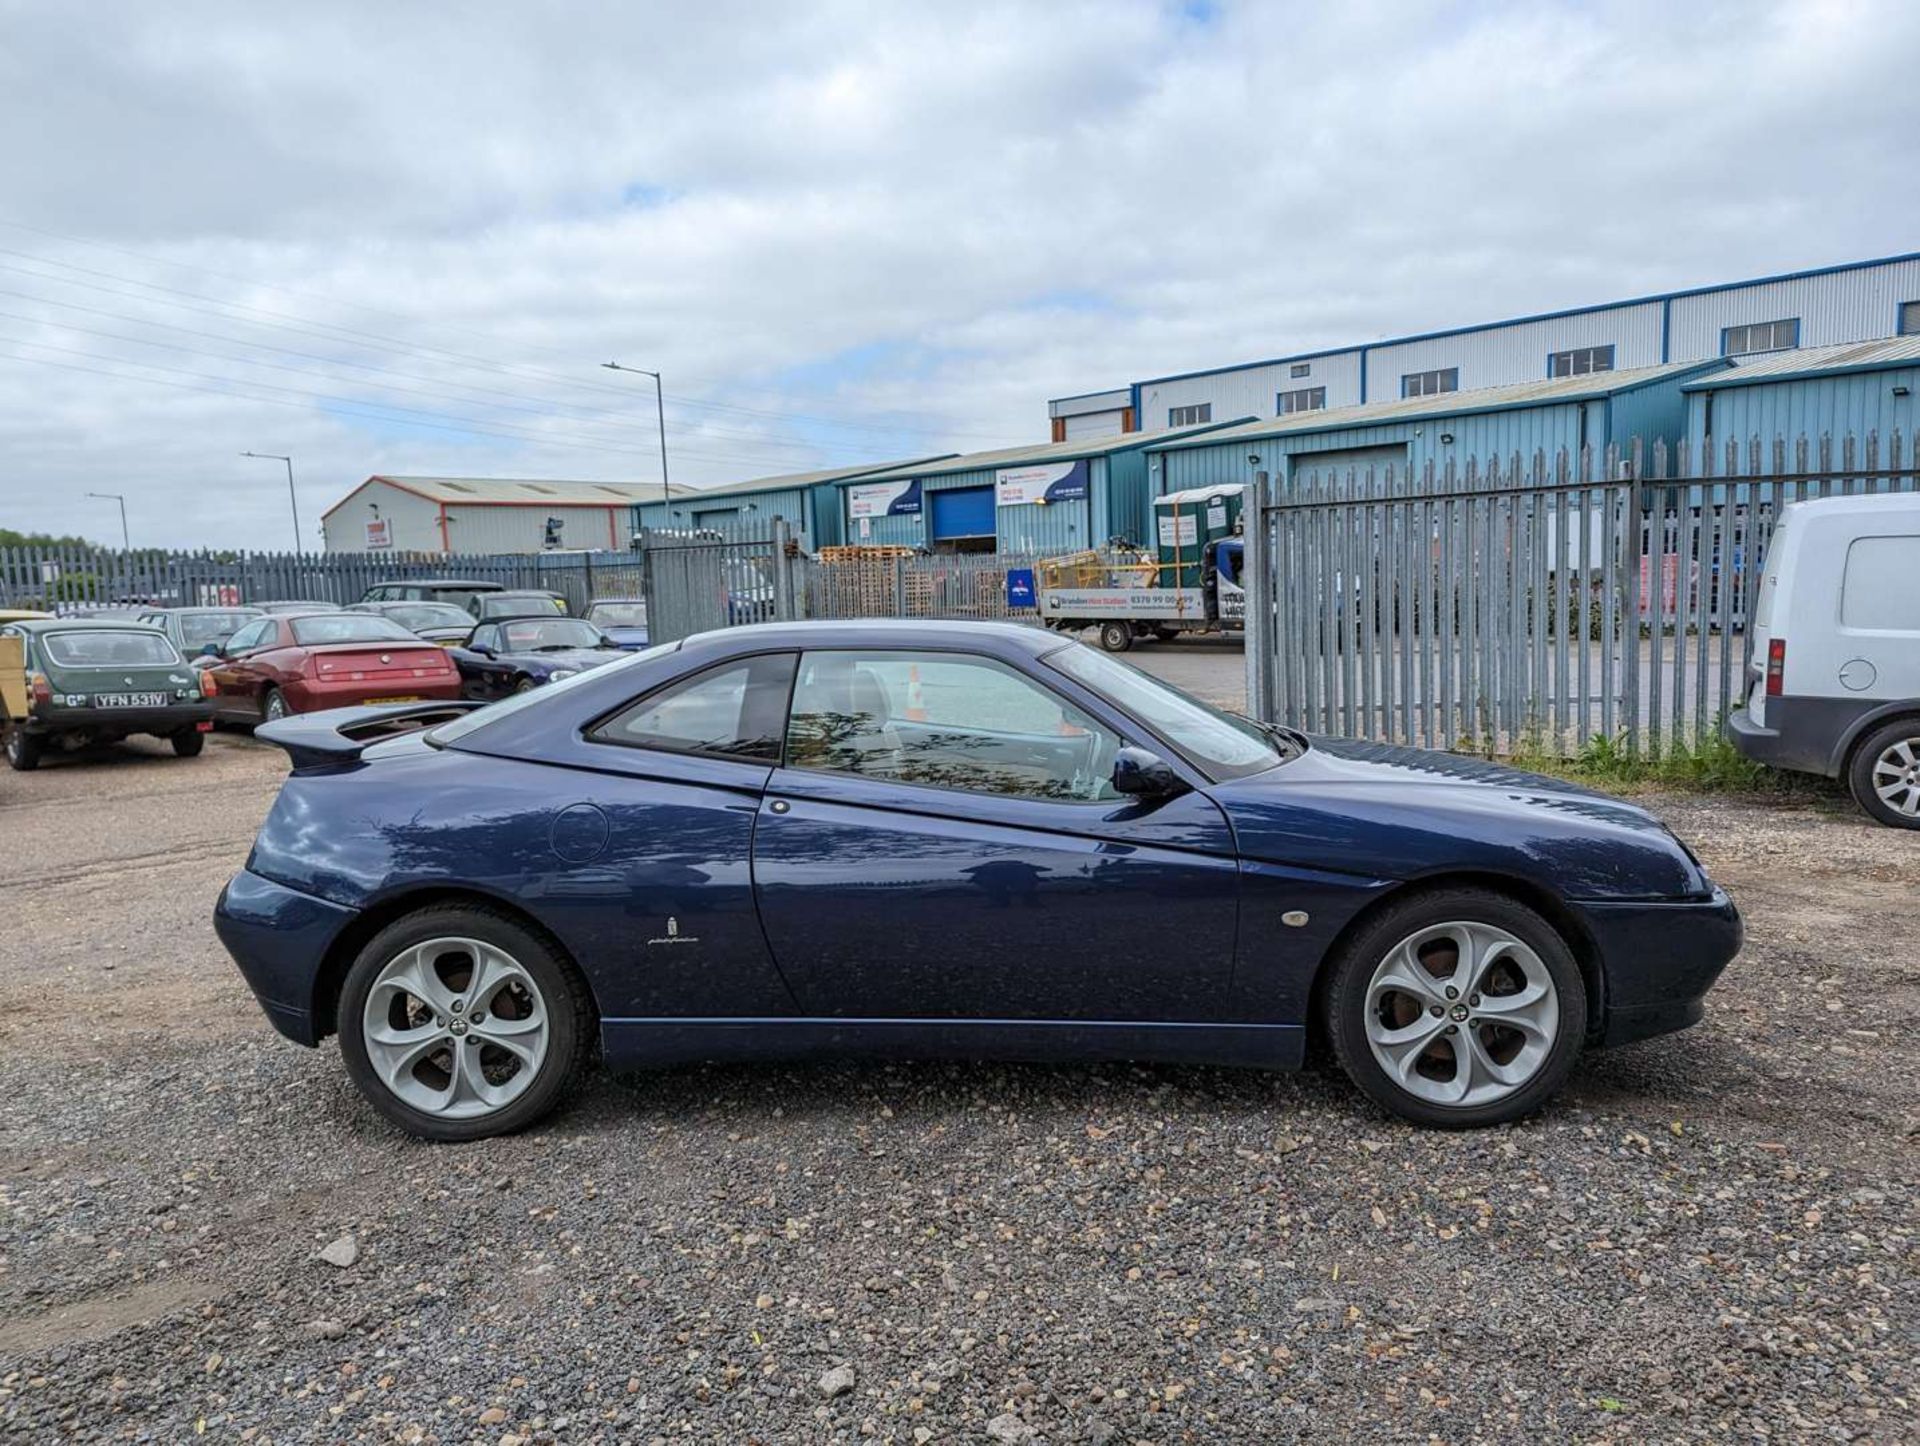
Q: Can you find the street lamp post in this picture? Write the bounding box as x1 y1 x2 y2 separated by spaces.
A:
241 451 302 555
86 492 130 550
601 362 671 506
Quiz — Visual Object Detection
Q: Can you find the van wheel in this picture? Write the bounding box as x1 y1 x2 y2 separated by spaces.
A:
1848 718 1920 828
1097 622 1133 653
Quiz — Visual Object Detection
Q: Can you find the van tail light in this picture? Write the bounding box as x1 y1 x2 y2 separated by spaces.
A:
29 671 51 705
1765 638 1786 697
200 669 219 697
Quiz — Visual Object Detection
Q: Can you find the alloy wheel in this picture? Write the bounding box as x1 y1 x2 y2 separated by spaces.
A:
360 937 551 1120
1363 920 1560 1109
1869 735 1920 818
264 691 287 721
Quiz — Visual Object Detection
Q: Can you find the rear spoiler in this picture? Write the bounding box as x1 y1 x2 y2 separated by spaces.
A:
255 700 485 771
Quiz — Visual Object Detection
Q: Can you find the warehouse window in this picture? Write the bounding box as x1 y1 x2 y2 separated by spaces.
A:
1290 363 1312 378
1550 345 1615 377
1401 368 1459 399
1722 319 1799 356
1168 403 1212 427
1277 387 1326 415
1900 301 1920 335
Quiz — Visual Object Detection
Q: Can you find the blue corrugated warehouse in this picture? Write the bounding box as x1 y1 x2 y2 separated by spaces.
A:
1144 360 1728 492
1682 336 1920 454
831 421 1249 555
632 458 954 550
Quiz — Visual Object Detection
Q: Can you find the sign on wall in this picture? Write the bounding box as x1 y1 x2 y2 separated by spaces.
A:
847 478 922 519
995 458 1089 507
1157 512 1198 548
364 518 392 550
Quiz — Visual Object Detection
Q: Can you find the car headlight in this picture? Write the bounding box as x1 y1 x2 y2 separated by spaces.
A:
547 668 577 681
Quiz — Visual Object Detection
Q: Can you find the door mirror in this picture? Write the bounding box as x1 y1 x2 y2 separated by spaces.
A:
469 644 495 658
198 642 222 659
1112 745 1184 799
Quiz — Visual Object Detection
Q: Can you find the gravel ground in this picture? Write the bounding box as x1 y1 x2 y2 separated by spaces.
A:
1 729 1915 1443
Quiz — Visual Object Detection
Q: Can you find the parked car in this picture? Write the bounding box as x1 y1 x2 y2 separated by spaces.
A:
451 615 625 700
1726 492 1920 827
206 611 461 723
582 598 650 649
3 618 214 770
138 605 264 660
346 600 480 647
359 579 507 611
253 599 343 615
215 619 1740 1141
469 590 568 621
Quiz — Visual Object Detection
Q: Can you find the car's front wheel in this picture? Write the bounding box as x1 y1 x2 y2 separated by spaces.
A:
1325 889 1586 1128
1848 717 1920 829
338 905 593 1141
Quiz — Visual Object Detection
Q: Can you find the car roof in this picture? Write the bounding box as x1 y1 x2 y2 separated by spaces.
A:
144 605 262 615
587 597 645 605
403 579 502 587
1785 492 1920 517
678 618 1064 658
14 617 169 633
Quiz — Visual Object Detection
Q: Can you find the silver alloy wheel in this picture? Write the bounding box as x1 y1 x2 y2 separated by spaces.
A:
264 690 287 721
361 936 551 1120
1869 735 1920 817
1363 920 1560 1108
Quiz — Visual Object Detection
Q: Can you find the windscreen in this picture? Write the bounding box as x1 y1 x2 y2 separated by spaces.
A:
290 615 417 646
499 618 602 651
1044 641 1286 781
587 602 648 627
43 630 181 667
178 611 258 648
389 603 474 631
479 594 564 618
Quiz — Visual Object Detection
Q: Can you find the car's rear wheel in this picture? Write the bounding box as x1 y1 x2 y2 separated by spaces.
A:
338 906 592 1141
1097 621 1133 653
1325 889 1585 1128
262 687 288 722
1848 717 1920 829
171 728 205 758
6 728 44 772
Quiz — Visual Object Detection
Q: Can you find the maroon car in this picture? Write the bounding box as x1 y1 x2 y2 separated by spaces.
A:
208 612 461 722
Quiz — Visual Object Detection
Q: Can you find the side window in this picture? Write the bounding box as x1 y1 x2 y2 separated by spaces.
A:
470 625 500 652
1841 535 1920 631
226 619 271 654
786 650 1120 802
591 654 796 761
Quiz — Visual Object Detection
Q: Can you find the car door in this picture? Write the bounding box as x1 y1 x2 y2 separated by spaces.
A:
211 618 278 718
457 623 516 700
751 648 1240 1022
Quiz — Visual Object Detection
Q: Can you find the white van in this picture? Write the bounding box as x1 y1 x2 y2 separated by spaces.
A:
1726 492 1920 827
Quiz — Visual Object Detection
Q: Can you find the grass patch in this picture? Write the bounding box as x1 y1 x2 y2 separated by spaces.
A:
1503 727 1835 798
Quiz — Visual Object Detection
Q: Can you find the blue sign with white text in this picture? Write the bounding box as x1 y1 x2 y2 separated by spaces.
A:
1006 568 1037 609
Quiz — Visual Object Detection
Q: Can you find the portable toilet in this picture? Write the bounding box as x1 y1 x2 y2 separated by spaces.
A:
1154 484 1244 587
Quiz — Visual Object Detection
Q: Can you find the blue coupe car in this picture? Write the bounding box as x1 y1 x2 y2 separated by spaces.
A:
214 620 1739 1141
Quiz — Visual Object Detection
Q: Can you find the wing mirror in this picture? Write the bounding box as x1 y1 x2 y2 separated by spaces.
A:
1111 745 1184 800
469 644 494 658
198 642 222 658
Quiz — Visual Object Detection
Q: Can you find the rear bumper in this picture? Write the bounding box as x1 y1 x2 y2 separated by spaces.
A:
23 701 213 735
1575 887 1742 1048
213 869 359 1046
287 676 463 711
1725 701 1834 776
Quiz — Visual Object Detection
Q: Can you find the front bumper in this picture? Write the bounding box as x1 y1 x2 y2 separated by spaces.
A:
1576 886 1742 1047
213 870 359 1047
23 700 214 736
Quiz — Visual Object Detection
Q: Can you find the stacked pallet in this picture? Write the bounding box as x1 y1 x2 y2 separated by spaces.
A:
815 545 912 616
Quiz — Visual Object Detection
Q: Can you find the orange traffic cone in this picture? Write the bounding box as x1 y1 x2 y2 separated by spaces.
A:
906 664 929 722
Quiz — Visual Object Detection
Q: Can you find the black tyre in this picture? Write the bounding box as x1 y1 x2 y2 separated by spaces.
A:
338 904 594 1142
514 675 538 694
1323 888 1586 1128
6 728 44 772
1847 717 1920 829
261 687 289 722
171 728 206 758
1097 621 1133 653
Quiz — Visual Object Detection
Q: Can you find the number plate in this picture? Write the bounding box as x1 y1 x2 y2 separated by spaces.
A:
94 692 170 709
365 695 423 704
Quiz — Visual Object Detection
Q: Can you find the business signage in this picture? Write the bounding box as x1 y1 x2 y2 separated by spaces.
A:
847 478 922 519
995 458 1089 507
364 518 393 550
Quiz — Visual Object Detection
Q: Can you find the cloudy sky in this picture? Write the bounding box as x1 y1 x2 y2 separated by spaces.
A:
1 0 1917 549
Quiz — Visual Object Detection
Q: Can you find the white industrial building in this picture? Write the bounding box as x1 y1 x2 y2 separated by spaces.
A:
320 475 690 554
1049 252 1920 440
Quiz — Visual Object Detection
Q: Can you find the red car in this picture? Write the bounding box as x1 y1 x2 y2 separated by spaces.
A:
208 611 462 723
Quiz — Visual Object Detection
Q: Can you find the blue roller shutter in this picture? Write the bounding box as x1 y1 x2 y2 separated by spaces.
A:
929 485 995 540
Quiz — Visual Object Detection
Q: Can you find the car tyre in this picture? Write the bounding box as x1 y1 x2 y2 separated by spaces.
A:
262 687 288 722
6 728 44 772
338 904 594 1142
171 728 206 758
1324 887 1586 1129
1097 621 1133 653
1847 716 1920 829
513 676 538 694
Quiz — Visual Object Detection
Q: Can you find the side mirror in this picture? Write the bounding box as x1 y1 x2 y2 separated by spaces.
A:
469 644 494 658
198 642 221 658
1112 745 1184 800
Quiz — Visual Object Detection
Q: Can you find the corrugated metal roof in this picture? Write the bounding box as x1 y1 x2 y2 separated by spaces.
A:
841 419 1256 484
662 457 956 503
369 476 695 506
1146 362 1727 452
1681 335 1920 389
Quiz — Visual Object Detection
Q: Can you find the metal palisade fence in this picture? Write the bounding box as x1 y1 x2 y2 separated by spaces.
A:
0 547 644 615
1241 431 1920 757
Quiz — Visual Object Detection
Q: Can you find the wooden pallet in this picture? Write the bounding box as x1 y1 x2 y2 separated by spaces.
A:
817 544 915 564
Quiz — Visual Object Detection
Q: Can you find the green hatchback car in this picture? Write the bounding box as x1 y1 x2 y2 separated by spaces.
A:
2 618 216 771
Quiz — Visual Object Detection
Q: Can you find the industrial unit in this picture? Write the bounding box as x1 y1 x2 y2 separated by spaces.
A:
1682 336 1920 455
831 421 1248 556
1052 252 1920 441
321 476 687 554
630 458 953 550
1144 361 1727 493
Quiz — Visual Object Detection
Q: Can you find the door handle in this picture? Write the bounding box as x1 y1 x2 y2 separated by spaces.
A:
768 799 790 814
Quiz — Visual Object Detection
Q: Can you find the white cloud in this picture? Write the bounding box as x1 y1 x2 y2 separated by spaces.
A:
0 0 1915 547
